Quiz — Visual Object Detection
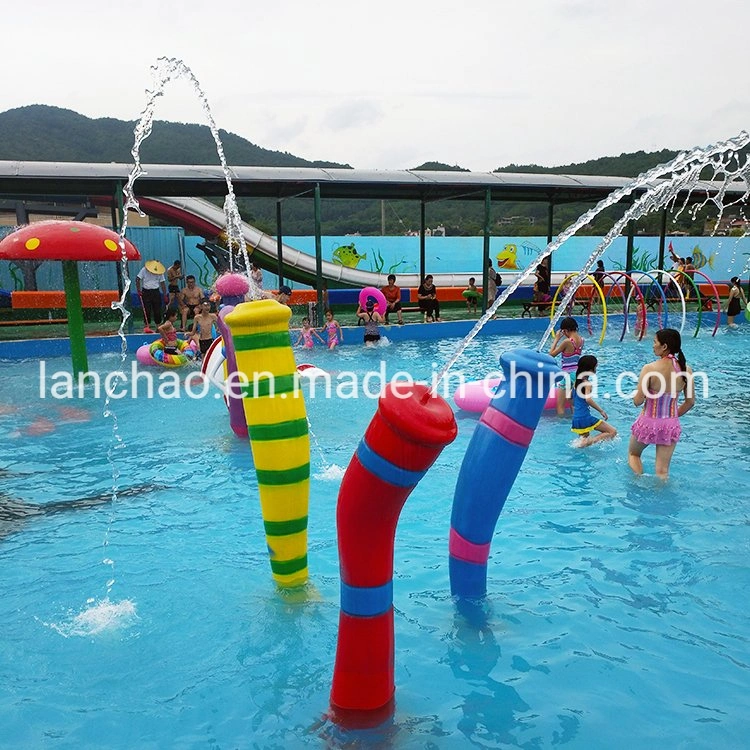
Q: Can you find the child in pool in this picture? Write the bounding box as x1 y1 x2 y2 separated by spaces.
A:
357 298 383 347
158 308 180 354
549 316 584 415
463 277 480 314
726 276 747 328
295 317 325 349
321 309 344 349
570 355 617 447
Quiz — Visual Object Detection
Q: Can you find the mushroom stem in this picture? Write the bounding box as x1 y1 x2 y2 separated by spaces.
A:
62 260 89 378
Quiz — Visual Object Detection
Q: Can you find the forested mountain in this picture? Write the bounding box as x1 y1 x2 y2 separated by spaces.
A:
495 150 680 179
0 105 719 236
0 105 348 168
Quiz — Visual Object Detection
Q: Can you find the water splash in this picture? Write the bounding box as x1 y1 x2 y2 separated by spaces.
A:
123 58 252 273
44 598 138 638
537 135 750 349
314 464 346 482
100 57 266 605
432 131 750 387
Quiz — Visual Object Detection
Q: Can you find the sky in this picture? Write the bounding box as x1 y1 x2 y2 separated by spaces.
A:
6 0 750 172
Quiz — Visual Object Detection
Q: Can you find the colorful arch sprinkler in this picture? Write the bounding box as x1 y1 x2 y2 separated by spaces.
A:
0 221 140 378
330 383 457 724
224 299 310 588
449 349 560 599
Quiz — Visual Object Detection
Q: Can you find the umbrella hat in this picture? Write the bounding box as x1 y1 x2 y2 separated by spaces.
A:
145 260 165 274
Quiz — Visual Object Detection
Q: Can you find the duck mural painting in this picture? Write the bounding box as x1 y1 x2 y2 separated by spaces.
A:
495 243 521 271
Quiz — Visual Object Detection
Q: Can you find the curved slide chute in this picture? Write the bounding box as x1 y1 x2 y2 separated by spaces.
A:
137 196 483 290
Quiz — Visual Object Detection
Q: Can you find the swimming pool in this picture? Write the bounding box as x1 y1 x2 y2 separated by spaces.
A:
1 326 748 748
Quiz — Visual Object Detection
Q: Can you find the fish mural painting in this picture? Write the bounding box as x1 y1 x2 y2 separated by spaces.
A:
331 243 367 269
690 246 717 270
496 243 521 270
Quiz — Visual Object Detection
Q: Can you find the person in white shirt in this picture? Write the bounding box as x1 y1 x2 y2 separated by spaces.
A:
135 260 168 330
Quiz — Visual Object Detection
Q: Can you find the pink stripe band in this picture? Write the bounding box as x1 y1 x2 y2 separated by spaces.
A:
449 527 491 564
480 408 534 447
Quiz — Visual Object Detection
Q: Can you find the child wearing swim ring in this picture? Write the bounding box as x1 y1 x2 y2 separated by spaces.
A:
463 277 480 314
549 316 584 416
158 308 180 354
570 355 617 447
357 297 382 347
628 328 695 480
295 317 325 349
322 309 344 349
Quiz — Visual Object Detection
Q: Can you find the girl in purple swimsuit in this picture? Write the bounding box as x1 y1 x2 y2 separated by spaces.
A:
628 328 695 480
549 317 584 416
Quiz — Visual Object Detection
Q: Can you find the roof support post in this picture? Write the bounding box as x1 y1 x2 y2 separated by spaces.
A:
314 183 324 322
625 217 635 297
658 208 667 270
482 188 491 314
546 200 554 273
111 187 123 298
419 200 426 282
276 199 285 287
113 180 133 333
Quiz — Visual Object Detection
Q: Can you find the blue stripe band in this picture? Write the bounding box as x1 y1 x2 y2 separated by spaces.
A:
355 439 426 488
340 580 393 617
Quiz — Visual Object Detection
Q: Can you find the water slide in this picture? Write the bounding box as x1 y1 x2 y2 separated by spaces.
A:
137 196 527 289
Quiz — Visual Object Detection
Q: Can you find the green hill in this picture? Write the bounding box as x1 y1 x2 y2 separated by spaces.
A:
0 105 712 235
0 105 349 168
495 149 680 179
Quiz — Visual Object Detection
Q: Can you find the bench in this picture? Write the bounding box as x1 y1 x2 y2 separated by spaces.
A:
520 300 553 318
11 290 120 309
0 318 68 326
385 305 421 323
647 294 714 312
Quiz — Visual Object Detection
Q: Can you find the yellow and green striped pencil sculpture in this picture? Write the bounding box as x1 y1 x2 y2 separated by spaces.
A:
224 299 309 588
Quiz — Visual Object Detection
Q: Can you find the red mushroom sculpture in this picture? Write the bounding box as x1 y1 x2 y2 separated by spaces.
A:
0 221 140 377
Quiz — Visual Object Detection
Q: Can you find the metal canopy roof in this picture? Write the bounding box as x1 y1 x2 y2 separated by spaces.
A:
0 160 746 205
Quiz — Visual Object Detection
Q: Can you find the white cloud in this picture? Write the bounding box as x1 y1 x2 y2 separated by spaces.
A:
4 0 750 171
322 99 383 132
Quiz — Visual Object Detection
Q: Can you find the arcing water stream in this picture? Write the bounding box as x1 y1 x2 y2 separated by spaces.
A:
432 131 750 386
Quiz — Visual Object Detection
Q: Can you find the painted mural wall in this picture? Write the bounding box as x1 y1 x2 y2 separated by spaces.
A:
288 234 750 281
1 227 749 292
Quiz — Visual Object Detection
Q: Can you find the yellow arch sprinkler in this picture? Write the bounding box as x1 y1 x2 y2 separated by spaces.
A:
224 299 310 588
550 273 608 344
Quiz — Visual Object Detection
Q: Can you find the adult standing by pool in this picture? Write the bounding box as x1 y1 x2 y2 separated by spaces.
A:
178 275 204 331
135 260 167 330
418 275 441 322
534 263 550 296
166 259 182 308
628 328 695 480
592 260 605 287
487 259 498 305
726 276 747 328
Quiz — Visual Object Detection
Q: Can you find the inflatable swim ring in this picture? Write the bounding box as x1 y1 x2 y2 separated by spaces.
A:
297 362 328 381
358 286 387 316
453 376 556 413
462 290 480 300
745 302 750 322
138 338 198 368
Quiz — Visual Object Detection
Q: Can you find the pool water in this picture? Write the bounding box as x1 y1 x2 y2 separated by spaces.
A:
1 327 748 748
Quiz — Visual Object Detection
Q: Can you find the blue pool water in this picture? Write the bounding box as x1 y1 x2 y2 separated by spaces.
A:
1 327 748 748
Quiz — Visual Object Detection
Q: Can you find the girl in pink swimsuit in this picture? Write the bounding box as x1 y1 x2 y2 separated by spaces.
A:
322 309 344 349
295 317 325 349
628 328 695 479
